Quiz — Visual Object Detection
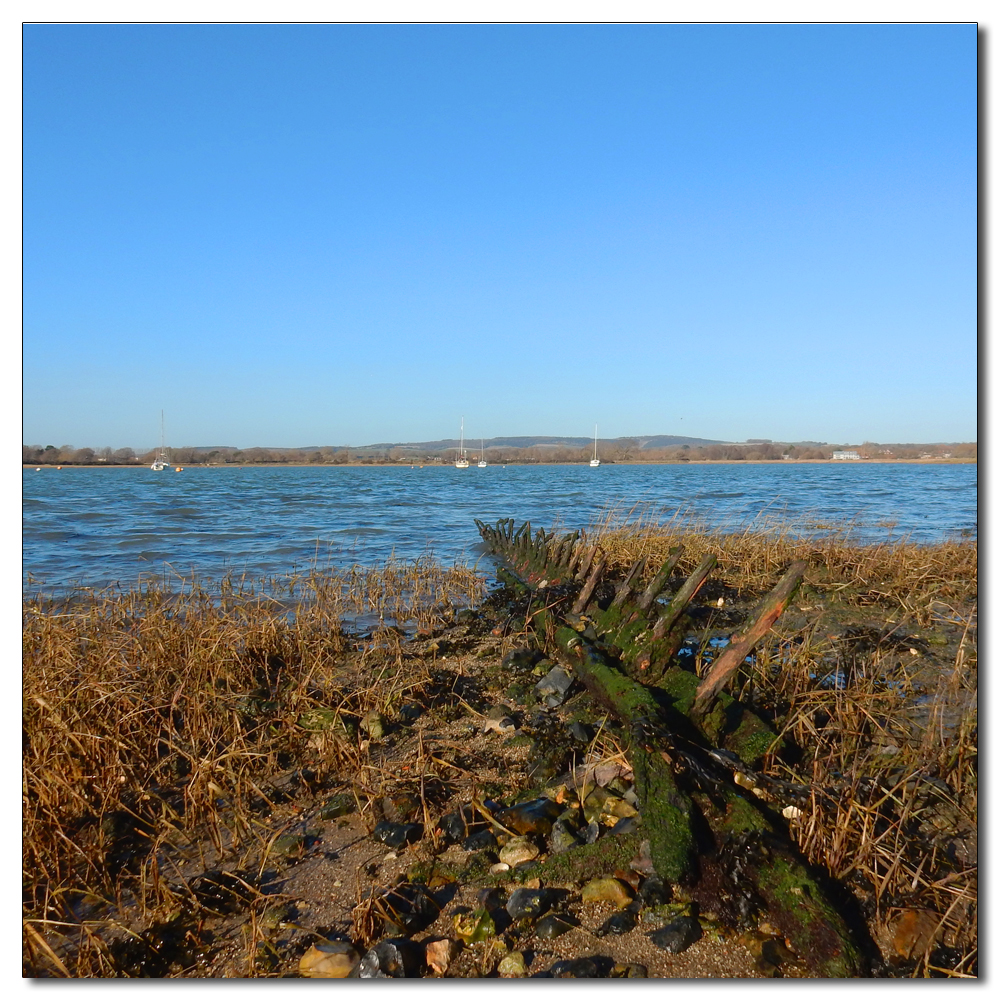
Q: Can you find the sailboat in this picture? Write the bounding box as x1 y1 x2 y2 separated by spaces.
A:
455 418 470 468
151 411 169 471
478 439 487 468
590 424 601 467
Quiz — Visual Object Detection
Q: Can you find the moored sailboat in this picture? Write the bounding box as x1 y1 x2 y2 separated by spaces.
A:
151 412 169 471
455 418 470 468
590 424 601 467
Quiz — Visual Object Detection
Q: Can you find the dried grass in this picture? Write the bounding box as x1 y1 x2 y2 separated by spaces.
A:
23 558 485 974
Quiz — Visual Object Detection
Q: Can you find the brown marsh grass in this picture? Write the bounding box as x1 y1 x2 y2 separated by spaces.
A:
593 504 976 614
23 558 485 974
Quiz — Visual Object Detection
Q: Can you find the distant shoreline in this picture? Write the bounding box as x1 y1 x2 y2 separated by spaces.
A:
23 458 977 469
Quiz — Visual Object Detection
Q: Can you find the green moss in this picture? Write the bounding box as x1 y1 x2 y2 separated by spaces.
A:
656 666 700 715
655 666 780 768
534 831 642 884
754 854 863 977
720 790 770 835
723 718 779 768
633 747 696 882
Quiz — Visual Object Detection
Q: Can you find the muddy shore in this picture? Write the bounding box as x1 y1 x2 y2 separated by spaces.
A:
23 525 977 978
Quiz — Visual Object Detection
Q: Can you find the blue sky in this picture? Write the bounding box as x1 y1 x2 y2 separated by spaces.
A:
22 22 977 450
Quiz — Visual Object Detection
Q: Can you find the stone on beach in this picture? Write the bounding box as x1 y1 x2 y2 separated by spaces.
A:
298 941 360 978
581 876 634 908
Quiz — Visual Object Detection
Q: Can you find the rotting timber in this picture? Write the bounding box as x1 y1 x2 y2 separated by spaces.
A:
475 518 864 978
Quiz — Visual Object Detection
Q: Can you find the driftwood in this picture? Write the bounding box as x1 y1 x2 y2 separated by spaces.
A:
475 519 863 977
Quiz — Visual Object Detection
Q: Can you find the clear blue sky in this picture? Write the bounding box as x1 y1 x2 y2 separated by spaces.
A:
22 23 977 450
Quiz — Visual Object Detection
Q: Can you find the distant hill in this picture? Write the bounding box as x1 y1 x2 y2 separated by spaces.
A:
346 434 725 452
633 435 726 449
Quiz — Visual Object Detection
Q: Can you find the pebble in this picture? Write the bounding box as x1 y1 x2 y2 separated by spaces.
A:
534 666 574 707
358 939 425 978
600 796 638 823
317 791 356 820
648 915 703 954
268 833 307 859
549 819 582 854
611 962 648 978
463 829 498 852
739 931 804 975
438 806 477 843
424 938 459 976
581 876 634 908
397 702 423 724
482 715 517 734
372 821 422 849
259 902 296 930
550 958 599 978
499 836 540 866
506 887 549 920
496 797 561 836
361 710 388 739
581 786 613 823
486 704 517 722
298 941 359 978
378 882 439 935
890 908 943 959
596 908 638 936
498 951 528 977
534 913 576 939
609 816 638 836
382 791 421 823
630 839 655 874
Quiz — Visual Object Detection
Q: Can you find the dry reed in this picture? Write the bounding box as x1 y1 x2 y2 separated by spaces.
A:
23 558 485 974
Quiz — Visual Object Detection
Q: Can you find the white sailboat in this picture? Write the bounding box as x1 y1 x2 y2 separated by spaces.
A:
151 411 169 471
590 424 601 467
478 439 487 468
455 418 470 468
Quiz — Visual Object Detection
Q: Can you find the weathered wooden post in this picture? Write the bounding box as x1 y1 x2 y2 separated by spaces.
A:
474 519 863 977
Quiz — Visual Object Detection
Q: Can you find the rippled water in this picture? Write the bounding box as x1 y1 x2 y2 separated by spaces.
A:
22 463 977 591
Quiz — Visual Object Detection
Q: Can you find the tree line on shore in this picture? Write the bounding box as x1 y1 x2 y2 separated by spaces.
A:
22 440 977 466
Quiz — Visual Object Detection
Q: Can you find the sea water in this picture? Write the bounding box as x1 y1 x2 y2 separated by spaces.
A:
22 462 977 592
